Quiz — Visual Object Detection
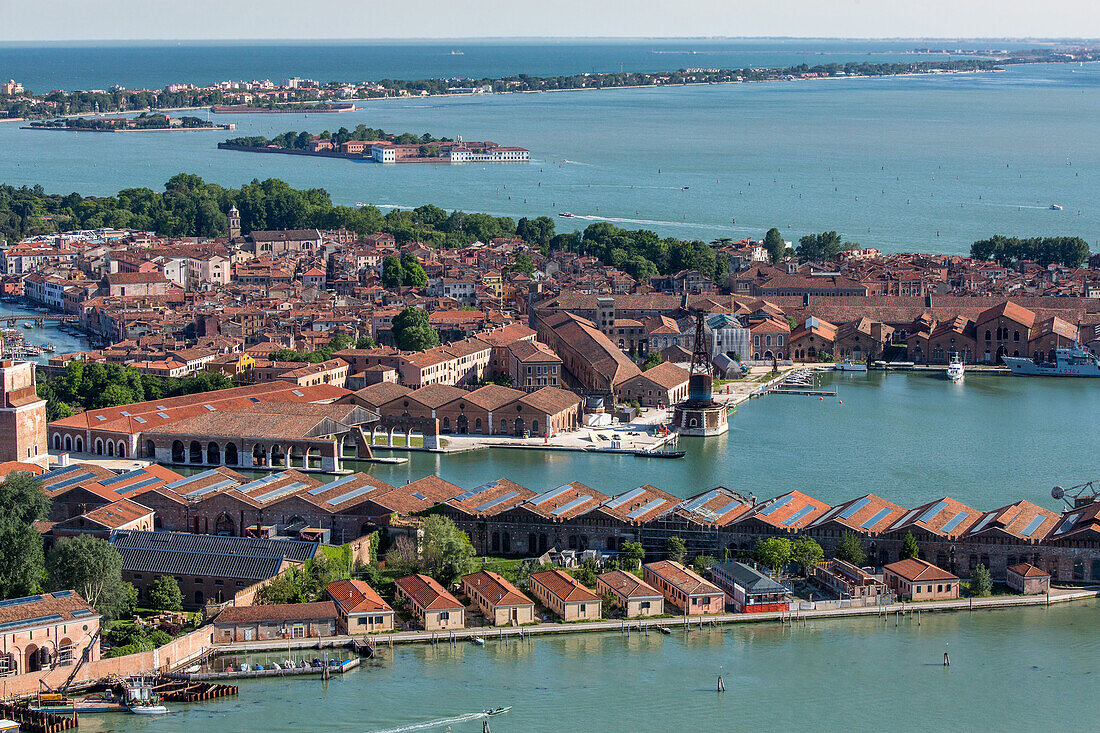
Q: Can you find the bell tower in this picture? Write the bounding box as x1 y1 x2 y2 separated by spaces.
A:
228 204 241 240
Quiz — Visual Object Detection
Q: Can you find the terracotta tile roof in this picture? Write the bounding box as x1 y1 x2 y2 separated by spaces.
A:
374 476 464 514
518 386 581 416
215 600 337 624
964 501 1060 542
394 574 463 611
644 561 723 596
462 570 533 607
0 461 45 477
976 300 1036 328
671 487 755 526
530 569 599 603
1007 563 1049 578
522 481 608 520
635 362 689 390
445 478 534 516
0 590 99 629
306 474 395 511
597 569 662 599
326 579 392 614
595 484 680 524
888 497 980 538
405 383 469 409
810 493 908 535
75 498 154 529
883 558 958 582
456 384 526 411
746 490 831 531
354 382 413 408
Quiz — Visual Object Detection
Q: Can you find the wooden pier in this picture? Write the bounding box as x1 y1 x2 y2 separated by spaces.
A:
152 676 238 702
182 657 359 681
0 702 77 733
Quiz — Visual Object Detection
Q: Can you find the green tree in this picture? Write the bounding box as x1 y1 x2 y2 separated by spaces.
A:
791 536 824 575
47 536 135 621
900 531 920 560
619 541 645 570
355 335 377 349
392 307 440 351
834 531 867 567
665 536 686 563
642 351 663 371
692 555 717 575
420 515 475 585
763 227 786 263
400 253 428 288
754 537 793 575
147 575 183 611
796 231 850 263
381 255 404 288
573 558 600 588
970 563 993 597
0 472 51 599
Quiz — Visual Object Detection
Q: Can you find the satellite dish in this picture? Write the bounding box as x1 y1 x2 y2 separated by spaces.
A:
1052 486 1065 500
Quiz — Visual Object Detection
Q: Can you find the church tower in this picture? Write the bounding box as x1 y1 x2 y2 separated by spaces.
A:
228 204 241 240
0 355 48 468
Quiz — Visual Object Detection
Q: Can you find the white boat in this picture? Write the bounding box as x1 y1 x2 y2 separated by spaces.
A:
946 353 964 382
129 704 168 715
558 212 575 218
1049 204 1063 210
1003 345 1100 377
834 359 868 372
471 636 485 645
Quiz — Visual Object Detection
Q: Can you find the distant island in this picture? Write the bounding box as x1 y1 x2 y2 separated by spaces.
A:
220 125 528 164
210 102 354 114
7 50 1093 121
23 112 232 132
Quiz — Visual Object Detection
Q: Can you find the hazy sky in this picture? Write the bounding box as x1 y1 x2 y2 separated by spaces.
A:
2 0 1099 42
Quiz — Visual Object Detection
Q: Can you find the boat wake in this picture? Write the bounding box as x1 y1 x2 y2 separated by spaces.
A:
561 159 595 166
966 201 1057 210
565 213 739 231
369 712 486 732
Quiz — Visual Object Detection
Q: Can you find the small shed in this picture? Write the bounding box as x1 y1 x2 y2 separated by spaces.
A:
1006 563 1050 595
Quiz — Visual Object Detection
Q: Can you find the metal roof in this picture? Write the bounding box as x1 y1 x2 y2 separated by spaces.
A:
110 530 317 563
860 507 894 530
940 511 970 535
602 487 647 510
475 491 521 513
759 494 795 517
551 495 592 517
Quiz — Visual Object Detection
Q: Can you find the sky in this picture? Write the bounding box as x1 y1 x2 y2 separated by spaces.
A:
2 1 1100 42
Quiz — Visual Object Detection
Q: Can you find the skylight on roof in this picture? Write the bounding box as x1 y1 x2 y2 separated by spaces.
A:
133 416 146 423
204 405 216 411
292 390 304 397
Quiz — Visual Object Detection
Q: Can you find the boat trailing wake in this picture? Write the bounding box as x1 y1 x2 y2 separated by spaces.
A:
565 213 740 231
368 712 486 732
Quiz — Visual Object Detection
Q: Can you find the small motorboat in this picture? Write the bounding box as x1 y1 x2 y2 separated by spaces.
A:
485 707 511 716
129 704 168 715
633 450 686 459
471 636 486 646
355 202 366 207
834 359 868 372
1049 204 1063 210
558 212 575 218
656 626 672 635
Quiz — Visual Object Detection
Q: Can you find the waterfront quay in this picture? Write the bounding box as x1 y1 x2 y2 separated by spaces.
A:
209 586 1099 658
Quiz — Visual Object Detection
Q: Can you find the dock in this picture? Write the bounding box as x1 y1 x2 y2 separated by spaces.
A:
184 657 359 681
0 702 76 733
151 677 238 701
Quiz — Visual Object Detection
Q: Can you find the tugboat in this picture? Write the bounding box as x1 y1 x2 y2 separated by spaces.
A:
945 352 964 382
1003 344 1100 377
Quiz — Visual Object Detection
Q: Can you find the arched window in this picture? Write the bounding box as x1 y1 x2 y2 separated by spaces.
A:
145 440 155 458
52 434 61 450
475 418 483 433
532 420 539 436
189 441 202 463
107 441 114 457
985 330 992 341
75 437 83 453
94 438 103 455
172 440 185 463
215 513 235 536
117 441 126 458
442 416 450 431
225 443 238 466
1013 330 1020 342
207 442 221 465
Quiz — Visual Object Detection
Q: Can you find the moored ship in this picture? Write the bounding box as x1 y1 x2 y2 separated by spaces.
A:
1002 345 1100 377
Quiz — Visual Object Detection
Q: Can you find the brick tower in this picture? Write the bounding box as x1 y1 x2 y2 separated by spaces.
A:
0 353 49 468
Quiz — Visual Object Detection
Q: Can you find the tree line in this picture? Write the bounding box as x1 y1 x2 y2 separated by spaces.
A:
224 124 452 150
971 235 1090 268
37 360 235 421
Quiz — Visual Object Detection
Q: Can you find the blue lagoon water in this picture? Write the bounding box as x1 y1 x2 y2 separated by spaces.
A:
1 57 1097 254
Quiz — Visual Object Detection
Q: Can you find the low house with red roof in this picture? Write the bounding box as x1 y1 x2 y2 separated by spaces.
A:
789 316 837 362
595 569 664 617
50 498 155 540
528 569 601 621
394 574 464 630
643 560 725 615
614 361 689 408
1005 563 1050 595
461 570 535 626
213 601 339 642
0 590 101 674
326 579 394 633
974 300 1036 363
883 558 959 601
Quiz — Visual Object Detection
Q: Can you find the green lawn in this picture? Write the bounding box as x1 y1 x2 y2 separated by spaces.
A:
371 434 424 447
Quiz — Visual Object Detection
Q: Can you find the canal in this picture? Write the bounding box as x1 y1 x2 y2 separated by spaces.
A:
75 599 1100 732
